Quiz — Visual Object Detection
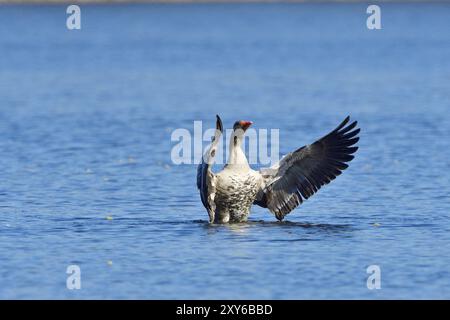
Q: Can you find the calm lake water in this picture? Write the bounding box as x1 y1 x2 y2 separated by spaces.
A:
0 3 450 299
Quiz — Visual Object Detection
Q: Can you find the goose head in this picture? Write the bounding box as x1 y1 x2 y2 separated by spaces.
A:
232 120 253 144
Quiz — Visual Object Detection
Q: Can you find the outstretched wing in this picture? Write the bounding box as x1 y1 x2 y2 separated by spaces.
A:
197 115 223 223
254 116 360 221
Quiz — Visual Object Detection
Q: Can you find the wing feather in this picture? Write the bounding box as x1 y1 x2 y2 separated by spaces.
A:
254 116 360 220
197 115 223 223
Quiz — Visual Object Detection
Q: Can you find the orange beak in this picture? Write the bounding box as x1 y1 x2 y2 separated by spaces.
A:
240 120 253 131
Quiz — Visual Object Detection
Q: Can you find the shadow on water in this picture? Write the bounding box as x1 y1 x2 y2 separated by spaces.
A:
41 216 354 241
193 219 351 228
192 219 355 239
47 216 353 230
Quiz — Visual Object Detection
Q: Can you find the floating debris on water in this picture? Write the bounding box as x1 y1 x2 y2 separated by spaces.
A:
107 260 113 266
373 223 381 227
106 215 113 221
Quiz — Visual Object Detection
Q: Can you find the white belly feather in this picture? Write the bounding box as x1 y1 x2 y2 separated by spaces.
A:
214 168 262 223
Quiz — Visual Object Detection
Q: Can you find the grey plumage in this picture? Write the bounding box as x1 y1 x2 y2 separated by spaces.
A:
197 115 223 223
197 115 360 223
254 116 359 220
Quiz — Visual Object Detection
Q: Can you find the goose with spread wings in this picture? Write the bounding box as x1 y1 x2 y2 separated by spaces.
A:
197 115 360 223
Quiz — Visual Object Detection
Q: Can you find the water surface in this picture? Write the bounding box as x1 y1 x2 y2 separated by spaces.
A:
0 3 450 299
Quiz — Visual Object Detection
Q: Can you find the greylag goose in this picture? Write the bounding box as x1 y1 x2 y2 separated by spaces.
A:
197 115 359 223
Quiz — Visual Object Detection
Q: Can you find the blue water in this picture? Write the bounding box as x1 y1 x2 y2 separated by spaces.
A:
0 3 450 299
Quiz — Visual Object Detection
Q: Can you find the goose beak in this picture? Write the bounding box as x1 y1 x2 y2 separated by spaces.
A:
240 121 253 131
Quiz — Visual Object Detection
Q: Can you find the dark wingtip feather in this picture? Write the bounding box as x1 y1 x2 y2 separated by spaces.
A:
345 146 359 154
334 116 351 132
215 115 223 133
348 137 360 145
339 120 358 135
343 128 360 139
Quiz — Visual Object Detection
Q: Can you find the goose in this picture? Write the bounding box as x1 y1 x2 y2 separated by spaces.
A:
197 115 360 223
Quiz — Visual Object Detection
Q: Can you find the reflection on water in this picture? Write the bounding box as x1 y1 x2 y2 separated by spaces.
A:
1 3 450 299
